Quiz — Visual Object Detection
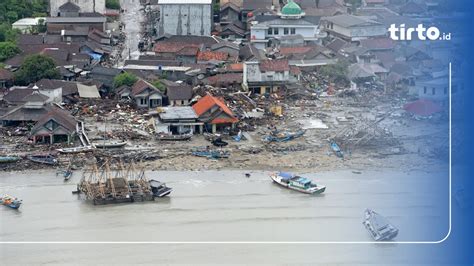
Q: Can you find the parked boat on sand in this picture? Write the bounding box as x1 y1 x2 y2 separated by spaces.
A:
1 195 22 209
362 209 399 241
270 172 326 194
192 150 230 159
330 141 344 158
0 156 21 164
156 133 192 141
27 155 58 165
93 141 127 149
56 145 94 154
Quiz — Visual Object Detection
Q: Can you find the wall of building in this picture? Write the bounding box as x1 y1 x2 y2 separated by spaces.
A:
50 0 106 17
158 4 212 36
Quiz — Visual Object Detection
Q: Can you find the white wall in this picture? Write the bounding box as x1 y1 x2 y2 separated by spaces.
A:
50 0 106 17
159 4 212 36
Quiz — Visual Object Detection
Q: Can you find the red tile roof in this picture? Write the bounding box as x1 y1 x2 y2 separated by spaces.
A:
0 68 14 80
259 59 290 72
177 46 200 56
131 79 160 96
197 51 229 61
290 66 301 75
227 63 243 72
192 94 238 124
154 42 200 54
204 73 243 86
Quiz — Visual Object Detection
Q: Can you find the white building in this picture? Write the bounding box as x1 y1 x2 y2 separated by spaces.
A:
249 0 322 50
157 0 213 36
12 18 46 33
50 0 106 17
321 14 386 41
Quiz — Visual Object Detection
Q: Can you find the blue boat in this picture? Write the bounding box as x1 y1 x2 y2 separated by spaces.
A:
1 195 22 209
330 141 344 158
0 156 21 163
270 172 326 194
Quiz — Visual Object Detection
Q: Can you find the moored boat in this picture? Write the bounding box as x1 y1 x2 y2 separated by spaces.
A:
362 209 399 241
149 180 173 197
56 145 94 154
1 195 22 209
264 130 305 143
27 155 58 165
192 150 230 159
330 141 344 158
270 172 326 194
0 156 21 163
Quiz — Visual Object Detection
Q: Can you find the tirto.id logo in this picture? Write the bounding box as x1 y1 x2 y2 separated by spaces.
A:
388 24 451 41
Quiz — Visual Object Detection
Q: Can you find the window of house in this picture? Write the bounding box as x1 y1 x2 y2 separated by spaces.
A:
268 28 272 35
291 28 296 34
432 88 436 95
274 28 279 35
45 120 59 131
423 86 427 94
284 28 289 35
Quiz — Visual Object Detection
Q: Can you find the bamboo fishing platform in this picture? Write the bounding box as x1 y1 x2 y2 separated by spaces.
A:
77 161 155 205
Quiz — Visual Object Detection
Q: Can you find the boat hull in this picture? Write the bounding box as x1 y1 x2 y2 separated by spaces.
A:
270 174 326 194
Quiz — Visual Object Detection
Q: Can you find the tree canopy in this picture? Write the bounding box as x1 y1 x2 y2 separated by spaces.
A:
106 0 121 10
0 0 48 23
113 72 138 88
0 42 20 62
151 80 166 93
14 54 60 85
319 60 350 85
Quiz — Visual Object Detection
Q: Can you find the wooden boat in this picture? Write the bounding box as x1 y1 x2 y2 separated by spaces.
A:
192 150 230 159
264 130 305 143
27 155 58 165
270 172 326 194
93 141 127 149
330 141 344 158
212 138 228 147
363 209 398 241
56 145 94 154
149 180 173 197
0 156 21 163
156 133 192 141
1 195 22 209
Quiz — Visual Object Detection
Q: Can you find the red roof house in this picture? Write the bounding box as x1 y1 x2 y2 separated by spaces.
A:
193 94 238 131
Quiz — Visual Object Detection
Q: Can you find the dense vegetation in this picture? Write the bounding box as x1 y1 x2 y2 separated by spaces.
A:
319 60 350 85
151 80 166 93
14 54 60 85
0 42 20 61
106 0 121 10
114 72 138 88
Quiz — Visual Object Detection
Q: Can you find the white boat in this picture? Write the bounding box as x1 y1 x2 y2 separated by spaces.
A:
362 209 398 241
270 172 326 194
56 146 94 154
93 141 127 149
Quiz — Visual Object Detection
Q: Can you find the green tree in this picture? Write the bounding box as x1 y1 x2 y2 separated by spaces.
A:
319 60 350 85
106 0 121 9
0 23 19 42
113 72 138 88
151 80 166 93
14 54 60 85
0 41 19 61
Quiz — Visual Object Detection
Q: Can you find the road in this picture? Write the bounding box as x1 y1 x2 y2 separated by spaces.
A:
117 0 144 67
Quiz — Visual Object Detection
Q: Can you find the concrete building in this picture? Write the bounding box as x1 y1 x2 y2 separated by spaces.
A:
243 59 299 94
157 0 213 36
320 14 386 41
12 17 46 33
50 0 106 17
249 0 322 50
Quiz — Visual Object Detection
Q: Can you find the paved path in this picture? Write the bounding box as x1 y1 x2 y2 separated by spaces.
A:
117 0 144 67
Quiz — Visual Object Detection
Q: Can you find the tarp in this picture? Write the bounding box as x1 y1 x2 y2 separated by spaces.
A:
403 99 442 116
278 172 294 180
77 84 100 98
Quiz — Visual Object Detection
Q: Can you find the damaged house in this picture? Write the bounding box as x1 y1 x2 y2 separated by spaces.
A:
30 108 77 144
243 59 299 94
192 94 238 133
121 79 164 109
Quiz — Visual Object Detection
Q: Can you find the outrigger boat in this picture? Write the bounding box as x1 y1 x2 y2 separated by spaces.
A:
270 172 326 194
362 209 399 241
56 145 94 154
149 180 173 197
27 155 58 165
1 195 22 209
0 156 21 163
